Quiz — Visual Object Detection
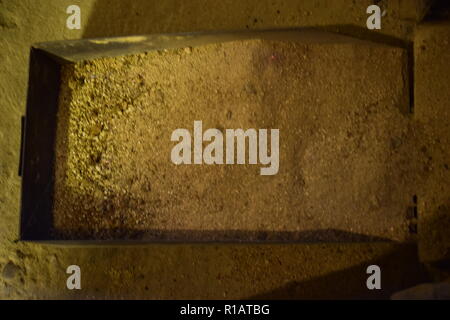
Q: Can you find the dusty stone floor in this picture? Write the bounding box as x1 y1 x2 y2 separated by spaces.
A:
52 38 416 242
414 22 450 263
0 0 447 299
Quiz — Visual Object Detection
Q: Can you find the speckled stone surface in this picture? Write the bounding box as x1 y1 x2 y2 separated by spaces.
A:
50 38 415 242
415 22 450 263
